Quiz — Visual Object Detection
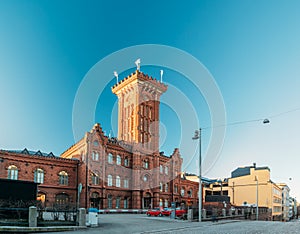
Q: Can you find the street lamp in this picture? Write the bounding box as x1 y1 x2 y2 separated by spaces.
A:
192 129 202 222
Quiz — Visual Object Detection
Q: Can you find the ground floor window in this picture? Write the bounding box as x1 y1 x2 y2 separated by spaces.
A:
159 198 163 207
164 199 168 208
55 193 69 206
124 197 128 209
108 195 112 209
116 197 121 209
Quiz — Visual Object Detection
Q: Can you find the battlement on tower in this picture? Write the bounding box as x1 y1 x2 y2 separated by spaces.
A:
112 70 167 94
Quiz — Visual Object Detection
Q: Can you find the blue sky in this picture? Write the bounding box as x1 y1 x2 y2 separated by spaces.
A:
1 0 300 198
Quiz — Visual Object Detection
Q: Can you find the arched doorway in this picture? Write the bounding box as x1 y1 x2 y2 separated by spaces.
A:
143 192 152 209
90 192 100 209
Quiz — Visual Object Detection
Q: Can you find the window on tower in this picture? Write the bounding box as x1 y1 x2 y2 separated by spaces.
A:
108 153 113 164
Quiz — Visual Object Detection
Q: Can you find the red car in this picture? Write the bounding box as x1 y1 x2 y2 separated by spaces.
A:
175 207 187 217
161 208 172 216
146 208 161 216
161 208 187 217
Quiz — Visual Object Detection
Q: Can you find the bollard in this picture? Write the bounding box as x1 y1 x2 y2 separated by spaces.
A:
222 209 226 217
187 209 193 221
28 206 37 227
202 209 206 219
78 208 86 227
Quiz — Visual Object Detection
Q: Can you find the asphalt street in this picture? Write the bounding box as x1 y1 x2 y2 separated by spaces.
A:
40 214 300 234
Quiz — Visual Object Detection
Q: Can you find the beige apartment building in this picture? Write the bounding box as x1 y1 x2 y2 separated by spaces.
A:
204 163 283 220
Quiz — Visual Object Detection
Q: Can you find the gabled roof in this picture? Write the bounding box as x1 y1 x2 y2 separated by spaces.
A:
4 148 58 158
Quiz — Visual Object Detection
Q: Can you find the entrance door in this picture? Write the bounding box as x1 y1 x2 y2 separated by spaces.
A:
144 192 152 209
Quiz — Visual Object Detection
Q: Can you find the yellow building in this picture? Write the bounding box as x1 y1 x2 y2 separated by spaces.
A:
227 164 282 220
204 163 283 220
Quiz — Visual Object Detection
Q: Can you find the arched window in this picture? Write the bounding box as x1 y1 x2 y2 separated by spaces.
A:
164 199 168 208
116 196 121 208
108 153 113 164
107 175 112 186
124 157 129 166
174 185 178 194
143 174 149 182
7 165 18 180
92 171 99 185
159 165 163 174
107 194 112 208
159 182 163 192
92 152 99 161
59 171 68 185
181 188 185 196
165 166 168 175
189 189 193 197
144 160 149 169
116 155 121 165
116 176 121 187
159 198 163 207
55 193 69 205
34 168 44 183
93 140 99 146
165 183 168 192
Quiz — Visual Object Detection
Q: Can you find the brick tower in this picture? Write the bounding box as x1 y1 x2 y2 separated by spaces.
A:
112 70 167 153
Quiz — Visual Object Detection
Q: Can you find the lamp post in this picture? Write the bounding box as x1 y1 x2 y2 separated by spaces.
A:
192 129 202 222
255 176 258 220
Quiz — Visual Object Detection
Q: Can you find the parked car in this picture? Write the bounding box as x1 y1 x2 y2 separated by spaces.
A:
160 207 187 217
160 208 172 216
146 207 161 216
175 207 187 217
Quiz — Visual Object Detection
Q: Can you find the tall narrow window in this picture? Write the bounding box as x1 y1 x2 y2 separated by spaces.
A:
116 197 121 208
143 160 149 169
116 155 121 165
124 157 129 166
7 165 18 180
165 166 168 175
159 199 163 207
165 183 168 192
181 188 185 196
34 168 44 183
174 185 178 194
124 197 128 209
159 182 163 192
124 179 129 188
108 175 113 186
92 171 99 185
94 152 99 161
164 199 168 208
59 171 68 185
160 165 163 174
108 153 113 164
116 176 121 187
189 189 193 197
108 195 112 209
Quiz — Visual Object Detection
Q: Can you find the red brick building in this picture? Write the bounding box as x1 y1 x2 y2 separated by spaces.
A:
0 148 78 207
0 70 199 210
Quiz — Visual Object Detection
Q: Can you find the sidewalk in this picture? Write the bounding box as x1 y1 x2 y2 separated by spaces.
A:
0 225 87 233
